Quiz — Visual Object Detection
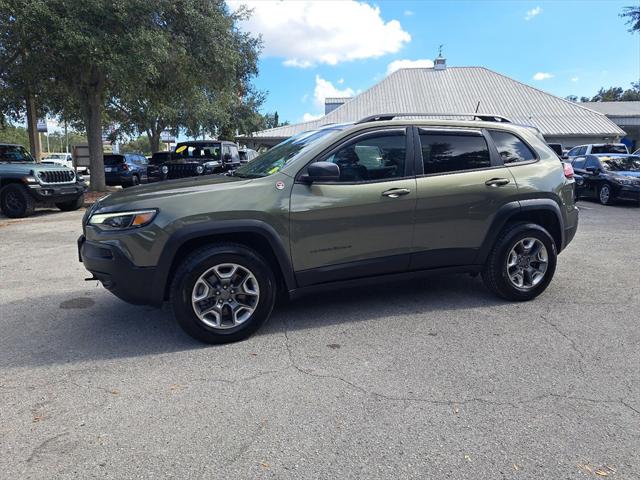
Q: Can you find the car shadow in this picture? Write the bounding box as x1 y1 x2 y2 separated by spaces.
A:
0 207 79 222
0 273 505 369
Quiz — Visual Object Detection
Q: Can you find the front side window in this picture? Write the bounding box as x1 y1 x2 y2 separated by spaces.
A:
489 130 536 163
584 157 600 169
322 132 407 182
578 146 588 155
420 131 490 174
572 157 586 169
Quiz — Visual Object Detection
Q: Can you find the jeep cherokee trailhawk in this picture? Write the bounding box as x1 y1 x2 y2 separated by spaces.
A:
79 114 579 343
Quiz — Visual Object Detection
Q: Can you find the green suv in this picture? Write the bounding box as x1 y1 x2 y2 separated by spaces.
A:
1 144 86 218
79 114 579 343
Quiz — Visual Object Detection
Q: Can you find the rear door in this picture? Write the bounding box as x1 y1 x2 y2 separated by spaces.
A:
290 127 417 286
411 128 519 269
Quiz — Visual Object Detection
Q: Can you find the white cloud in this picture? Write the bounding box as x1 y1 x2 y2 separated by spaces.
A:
227 1 410 67
312 75 355 108
404 9 414 16
386 59 434 75
300 75 355 122
302 112 324 122
525 6 542 20
571 76 579 82
533 72 554 81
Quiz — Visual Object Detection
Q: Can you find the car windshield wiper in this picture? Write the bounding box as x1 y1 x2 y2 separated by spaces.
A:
233 172 264 179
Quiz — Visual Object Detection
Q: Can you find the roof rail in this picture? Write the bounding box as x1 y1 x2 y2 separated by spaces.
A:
355 113 512 124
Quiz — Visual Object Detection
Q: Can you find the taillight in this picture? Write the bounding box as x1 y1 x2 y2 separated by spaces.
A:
562 162 574 178
121 163 129 171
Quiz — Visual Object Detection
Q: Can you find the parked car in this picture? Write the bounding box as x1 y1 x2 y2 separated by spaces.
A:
572 154 640 205
239 148 259 164
0 144 85 218
79 113 579 344
565 143 628 160
104 153 153 187
162 140 240 179
42 152 73 169
147 152 170 182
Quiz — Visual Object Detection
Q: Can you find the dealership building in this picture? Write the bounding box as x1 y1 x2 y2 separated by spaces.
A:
239 58 626 150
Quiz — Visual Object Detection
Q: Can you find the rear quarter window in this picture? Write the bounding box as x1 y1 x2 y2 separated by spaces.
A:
489 130 536 163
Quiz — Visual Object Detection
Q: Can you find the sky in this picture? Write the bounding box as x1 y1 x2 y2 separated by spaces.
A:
228 0 640 125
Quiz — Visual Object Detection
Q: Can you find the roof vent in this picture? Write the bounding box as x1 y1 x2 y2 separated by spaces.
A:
434 44 446 70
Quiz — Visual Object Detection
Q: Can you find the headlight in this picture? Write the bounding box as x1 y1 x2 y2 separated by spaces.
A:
21 176 39 185
162 165 169 174
196 165 204 174
614 177 635 185
89 209 157 230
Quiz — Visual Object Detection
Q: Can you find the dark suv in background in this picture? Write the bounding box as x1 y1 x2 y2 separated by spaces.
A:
80 113 579 344
104 153 157 187
163 140 241 179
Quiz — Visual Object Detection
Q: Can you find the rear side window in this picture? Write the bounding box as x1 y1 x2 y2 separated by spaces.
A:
489 130 536 163
591 144 627 154
419 131 490 174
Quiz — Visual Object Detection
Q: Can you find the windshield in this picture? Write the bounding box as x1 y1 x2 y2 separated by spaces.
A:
174 143 221 161
0 145 35 163
233 128 344 178
592 144 627 154
601 156 640 172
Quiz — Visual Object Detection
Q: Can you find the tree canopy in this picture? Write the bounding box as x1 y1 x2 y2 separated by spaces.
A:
0 0 263 191
566 81 640 103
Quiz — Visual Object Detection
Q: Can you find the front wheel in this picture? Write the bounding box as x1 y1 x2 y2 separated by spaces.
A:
598 183 614 205
170 243 277 344
0 184 35 218
482 222 557 301
55 194 84 211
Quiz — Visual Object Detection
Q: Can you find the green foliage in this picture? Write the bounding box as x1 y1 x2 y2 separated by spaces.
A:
119 135 167 156
568 81 640 103
0 124 29 146
621 6 640 33
0 123 86 151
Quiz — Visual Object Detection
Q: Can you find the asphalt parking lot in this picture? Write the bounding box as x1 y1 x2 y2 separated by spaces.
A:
1 201 639 479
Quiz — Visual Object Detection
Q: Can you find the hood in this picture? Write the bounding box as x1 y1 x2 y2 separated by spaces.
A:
613 171 640 178
95 174 248 209
0 162 73 175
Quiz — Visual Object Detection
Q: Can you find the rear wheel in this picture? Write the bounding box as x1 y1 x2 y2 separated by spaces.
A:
55 194 84 211
170 243 277 343
0 184 35 218
482 222 557 301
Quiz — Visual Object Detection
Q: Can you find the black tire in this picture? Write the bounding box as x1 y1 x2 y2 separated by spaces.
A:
598 183 614 205
170 243 277 344
0 183 35 218
55 194 85 211
482 222 557 301
131 175 140 187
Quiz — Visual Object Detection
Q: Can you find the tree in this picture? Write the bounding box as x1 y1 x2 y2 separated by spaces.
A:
591 87 624 102
107 1 263 153
565 95 578 102
621 6 640 32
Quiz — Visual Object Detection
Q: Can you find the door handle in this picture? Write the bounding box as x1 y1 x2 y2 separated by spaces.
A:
382 188 411 198
485 178 510 187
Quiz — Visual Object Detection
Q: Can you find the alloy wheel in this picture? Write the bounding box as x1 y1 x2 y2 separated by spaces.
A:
599 185 611 204
506 237 548 290
191 263 260 329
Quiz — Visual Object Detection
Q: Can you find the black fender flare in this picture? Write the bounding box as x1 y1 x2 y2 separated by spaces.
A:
475 198 565 264
153 219 296 301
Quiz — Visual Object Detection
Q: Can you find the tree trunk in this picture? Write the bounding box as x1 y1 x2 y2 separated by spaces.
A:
25 88 41 161
149 128 161 153
82 86 106 191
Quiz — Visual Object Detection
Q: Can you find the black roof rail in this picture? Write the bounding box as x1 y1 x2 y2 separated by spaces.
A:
355 113 512 124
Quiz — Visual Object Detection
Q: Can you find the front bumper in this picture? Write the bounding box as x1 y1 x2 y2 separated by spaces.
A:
27 182 86 202
616 185 640 202
78 235 162 306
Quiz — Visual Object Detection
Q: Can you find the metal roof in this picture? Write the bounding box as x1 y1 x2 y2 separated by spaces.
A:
581 101 640 117
324 97 351 104
242 67 625 140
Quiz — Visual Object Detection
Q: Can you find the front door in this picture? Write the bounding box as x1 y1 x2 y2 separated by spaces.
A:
290 128 417 286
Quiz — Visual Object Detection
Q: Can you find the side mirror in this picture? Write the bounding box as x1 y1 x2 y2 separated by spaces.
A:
302 161 340 183
586 166 599 175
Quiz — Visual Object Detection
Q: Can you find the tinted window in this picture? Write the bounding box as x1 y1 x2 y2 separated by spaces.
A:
230 146 240 162
490 131 536 163
578 146 588 155
420 132 490 174
239 151 247 161
0 145 34 162
323 132 407 182
572 157 586 169
104 155 125 165
591 144 627 154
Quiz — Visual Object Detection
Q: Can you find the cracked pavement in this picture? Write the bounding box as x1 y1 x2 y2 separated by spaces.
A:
1 201 639 479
